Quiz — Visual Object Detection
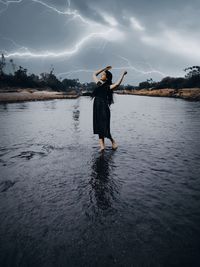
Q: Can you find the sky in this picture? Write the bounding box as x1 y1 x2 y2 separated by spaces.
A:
0 0 200 85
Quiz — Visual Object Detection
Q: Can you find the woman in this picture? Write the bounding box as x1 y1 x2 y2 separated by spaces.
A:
90 65 127 152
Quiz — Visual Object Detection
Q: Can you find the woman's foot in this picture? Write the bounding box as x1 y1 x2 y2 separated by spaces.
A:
99 138 105 152
111 140 118 150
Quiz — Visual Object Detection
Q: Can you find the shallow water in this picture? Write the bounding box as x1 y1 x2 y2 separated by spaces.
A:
0 95 200 267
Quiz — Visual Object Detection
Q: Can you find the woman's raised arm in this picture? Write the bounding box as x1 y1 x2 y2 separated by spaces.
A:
92 65 112 83
110 71 127 90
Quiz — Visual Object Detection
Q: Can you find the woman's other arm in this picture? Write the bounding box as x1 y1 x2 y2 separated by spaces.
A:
92 65 112 84
110 71 127 90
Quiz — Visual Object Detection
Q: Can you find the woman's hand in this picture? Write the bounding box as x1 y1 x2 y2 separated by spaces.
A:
105 65 112 71
94 66 112 77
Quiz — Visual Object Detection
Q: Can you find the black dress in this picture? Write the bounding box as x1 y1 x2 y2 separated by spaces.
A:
92 81 111 138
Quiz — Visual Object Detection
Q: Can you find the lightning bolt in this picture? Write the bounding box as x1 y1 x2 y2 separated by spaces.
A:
0 0 166 80
56 69 95 79
115 55 166 77
0 0 120 59
1 29 113 58
56 61 165 81
55 53 166 81
0 0 89 23
0 33 28 51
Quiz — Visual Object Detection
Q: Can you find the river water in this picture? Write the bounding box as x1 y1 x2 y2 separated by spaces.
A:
0 95 200 267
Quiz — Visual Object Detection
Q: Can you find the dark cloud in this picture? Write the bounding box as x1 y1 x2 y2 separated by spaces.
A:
0 0 199 84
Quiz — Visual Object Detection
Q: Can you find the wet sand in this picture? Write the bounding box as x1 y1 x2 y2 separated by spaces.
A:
0 88 79 103
116 88 200 101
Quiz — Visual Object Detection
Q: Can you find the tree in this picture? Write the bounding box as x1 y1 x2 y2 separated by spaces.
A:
0 53 6 75
184 66 200 79
183 66 200 88
9 59 16 74
39 69 64 91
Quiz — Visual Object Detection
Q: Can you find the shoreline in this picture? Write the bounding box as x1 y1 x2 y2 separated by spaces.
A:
115 88 200 101
1 87 200 103
0 88 79 103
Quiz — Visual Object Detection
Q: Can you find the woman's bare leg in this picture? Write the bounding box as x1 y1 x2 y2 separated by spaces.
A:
98 135 105 151
108 134 118 149
99 138 105 150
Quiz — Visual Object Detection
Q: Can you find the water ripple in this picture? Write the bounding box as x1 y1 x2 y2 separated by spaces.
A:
0 96 200 266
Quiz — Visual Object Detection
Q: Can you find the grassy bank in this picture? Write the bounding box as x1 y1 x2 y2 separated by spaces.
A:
0 88 79 103
115 88 200 101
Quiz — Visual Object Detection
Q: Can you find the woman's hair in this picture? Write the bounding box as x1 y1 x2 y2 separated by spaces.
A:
90 70 114 106
105 70 112 84
105 70 114 106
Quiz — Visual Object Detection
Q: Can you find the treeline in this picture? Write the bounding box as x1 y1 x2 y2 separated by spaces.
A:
0 53 124 93
0 54 82 92
1 53 199 92
137 66 200 90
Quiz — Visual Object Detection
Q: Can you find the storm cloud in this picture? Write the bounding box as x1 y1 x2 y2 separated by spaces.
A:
0 0 199 84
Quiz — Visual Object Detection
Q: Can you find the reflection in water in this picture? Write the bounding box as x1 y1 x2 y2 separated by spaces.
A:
72 99 80 133
89 150 119 211
43 100 56 110
0 103 8 111
18 102 29 110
